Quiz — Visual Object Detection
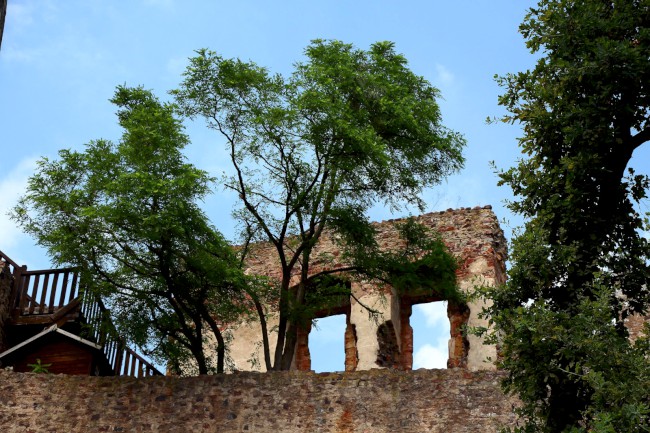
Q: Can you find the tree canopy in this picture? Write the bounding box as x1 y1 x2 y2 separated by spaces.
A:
173 39 466 370
13 86 249 374
482 1 650 431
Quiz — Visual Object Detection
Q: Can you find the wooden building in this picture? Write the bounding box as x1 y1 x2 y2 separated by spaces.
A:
0 250 160 377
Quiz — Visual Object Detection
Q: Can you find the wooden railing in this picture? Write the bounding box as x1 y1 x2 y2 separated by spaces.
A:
17 267 79 315
0 250 79 315
0 249 162 378
80 291 161 378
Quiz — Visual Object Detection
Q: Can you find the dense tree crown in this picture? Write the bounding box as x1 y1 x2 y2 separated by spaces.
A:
13 87 249 374
14 40 464 375
174 40 466 370
482 1 650 432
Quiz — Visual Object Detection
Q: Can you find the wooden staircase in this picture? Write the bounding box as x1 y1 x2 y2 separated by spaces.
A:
0 250 161 377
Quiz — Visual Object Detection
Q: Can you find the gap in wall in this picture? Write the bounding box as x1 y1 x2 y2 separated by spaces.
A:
308 314 346 372
412 301 449 369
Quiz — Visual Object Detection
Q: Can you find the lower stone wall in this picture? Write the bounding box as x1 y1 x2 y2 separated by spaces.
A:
0 369 518 433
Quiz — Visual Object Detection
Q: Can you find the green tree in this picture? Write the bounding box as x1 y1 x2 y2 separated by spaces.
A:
483 1 650 431
173 40 466 371
13 86 249 374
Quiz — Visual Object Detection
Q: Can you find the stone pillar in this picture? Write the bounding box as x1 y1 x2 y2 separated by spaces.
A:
349 282 401 370
293 323 311 371
447 302 470 368
460 258 499 371
398 302 413 369
344 316 358 371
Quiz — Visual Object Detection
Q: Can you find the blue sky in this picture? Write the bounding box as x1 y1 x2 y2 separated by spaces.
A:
2 1 648 372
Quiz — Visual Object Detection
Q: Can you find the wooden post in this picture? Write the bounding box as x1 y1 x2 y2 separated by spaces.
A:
0 262 12 352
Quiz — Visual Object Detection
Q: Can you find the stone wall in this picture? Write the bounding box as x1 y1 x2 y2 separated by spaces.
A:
0 369 519 432
625 313 649 341
227 206 507 373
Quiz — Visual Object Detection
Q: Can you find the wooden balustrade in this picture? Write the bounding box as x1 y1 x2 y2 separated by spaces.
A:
1 250 79 315
80 293 161 378
18 268 79 315
114 346 160 378
0 249 162 378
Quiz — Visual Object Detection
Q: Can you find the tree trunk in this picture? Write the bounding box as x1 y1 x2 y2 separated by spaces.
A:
202 309 226 373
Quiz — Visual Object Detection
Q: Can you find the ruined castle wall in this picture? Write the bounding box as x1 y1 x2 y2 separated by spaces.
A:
226 206 507 372
227 315 280 371
0 369 519 433
460 259 498 370
349 282 399 370
626 313 649 342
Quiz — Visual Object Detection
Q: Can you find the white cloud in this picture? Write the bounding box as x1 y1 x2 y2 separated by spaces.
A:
413 341 448 369
2 3 42 63
431 64 460 109
0 157 38 250
1 45 39 62
412 301 450 369
413 301 447 328
435 64 455 88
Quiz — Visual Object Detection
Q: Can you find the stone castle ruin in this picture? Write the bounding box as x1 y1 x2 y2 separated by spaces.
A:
0 205 506 376
1 205 520 433
226 205 506 373
3 205 647 433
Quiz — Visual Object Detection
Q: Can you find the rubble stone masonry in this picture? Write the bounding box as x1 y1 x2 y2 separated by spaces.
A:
228 206 507 372
626 313 649 341
0 369 519 432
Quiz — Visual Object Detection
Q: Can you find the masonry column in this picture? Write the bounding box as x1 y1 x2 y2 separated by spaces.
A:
398 301 413 369
344 313 358 371
293 323 311 371
460 263 498 371
349 282 401 370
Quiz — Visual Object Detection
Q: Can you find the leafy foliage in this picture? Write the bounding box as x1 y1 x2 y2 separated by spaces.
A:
174 40 465 370
482 1 650 431
27 359 52 374
13 86 250 374
363 217 461 302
